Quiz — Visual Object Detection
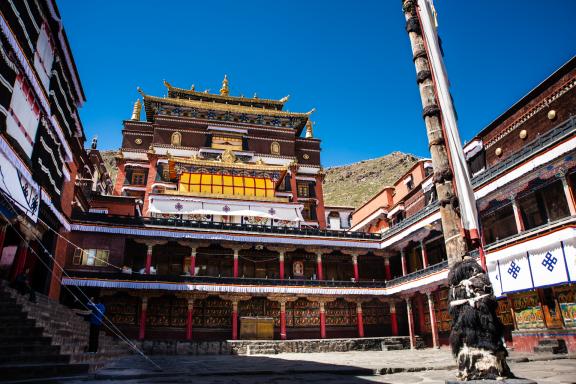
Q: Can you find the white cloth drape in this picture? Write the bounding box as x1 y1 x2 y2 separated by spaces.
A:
417 0 480 235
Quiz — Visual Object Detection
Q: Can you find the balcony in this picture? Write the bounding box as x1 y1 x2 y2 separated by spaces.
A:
64 270 387 289
71 211 382 240
385 260 448 288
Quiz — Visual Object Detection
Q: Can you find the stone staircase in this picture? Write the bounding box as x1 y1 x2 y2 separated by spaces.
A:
533 338 568 354
0 280 129 382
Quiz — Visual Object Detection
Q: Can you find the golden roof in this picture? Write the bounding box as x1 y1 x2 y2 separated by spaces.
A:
163 80 290 107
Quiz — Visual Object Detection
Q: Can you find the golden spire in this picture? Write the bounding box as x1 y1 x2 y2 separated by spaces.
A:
220 74 229 96
131 99 142 120
305 120 314 138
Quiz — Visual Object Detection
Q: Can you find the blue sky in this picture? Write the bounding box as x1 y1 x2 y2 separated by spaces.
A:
58 0 575 167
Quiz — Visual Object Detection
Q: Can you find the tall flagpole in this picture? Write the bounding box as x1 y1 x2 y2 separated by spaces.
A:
401 0 468 267
401 1 518 381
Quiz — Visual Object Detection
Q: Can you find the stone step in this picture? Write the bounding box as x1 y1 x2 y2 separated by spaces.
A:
538 338 563 346
0 362 90 381
249 348 277 355
0 335 53 344
0 353 71 365
0 326 44 337
0 344 61 356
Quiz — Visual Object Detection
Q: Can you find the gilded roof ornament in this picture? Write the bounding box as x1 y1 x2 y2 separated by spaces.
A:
305 120 314 138
220 74 230 96
279 95 290 103
190 84 195 91
163 80 173 89
131 99 142 120
136 87 146 97
306 108 316 116
220 149 237 164
253 93 258 99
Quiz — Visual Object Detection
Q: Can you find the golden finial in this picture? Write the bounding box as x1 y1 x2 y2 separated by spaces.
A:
190 84 195 91
306 107 316 116
204 89 210 94
131 99 142 120
147 145 155 154
253 93 258 99
279 95 290 103
136 86 146 97
220 74 229 96
305 120 314 138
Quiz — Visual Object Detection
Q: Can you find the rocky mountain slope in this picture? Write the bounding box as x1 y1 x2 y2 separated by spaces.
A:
323 152 419 208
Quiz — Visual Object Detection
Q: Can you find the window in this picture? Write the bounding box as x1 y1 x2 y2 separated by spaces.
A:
171 132 182 146
179 172 275 198
162 169 170 180
297 183 309 198
73 249 109 267
212 135 243 150
131 171 146 185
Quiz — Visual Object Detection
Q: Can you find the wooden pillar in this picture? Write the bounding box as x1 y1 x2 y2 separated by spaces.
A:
319 301 326 338
356 302 364 338
189 247 197 276
279 251 285 280
280 301 287 340
426 292 439 348
186 299 194 340
406 297 416 349
289 164 299 203
139 297 148 340
420 240 429 269
560 172 576 216
11 239 29 280
231 300 239 340
352 254 359 282
400 248 407 276
233 249 239 278
389 301 399 336
145 244 153 274
384 258 392 280
510 194 525 233
314 171 327 229
417 294 426 334
316 252 323 281
0 224 7 256
402 0 468 266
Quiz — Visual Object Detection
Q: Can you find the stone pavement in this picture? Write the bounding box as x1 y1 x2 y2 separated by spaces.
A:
37 348 576 384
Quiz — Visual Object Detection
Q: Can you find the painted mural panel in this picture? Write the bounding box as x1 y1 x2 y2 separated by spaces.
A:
511 292 545 330
556 285 576 328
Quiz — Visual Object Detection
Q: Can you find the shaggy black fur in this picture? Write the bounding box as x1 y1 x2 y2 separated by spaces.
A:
448 258 513 380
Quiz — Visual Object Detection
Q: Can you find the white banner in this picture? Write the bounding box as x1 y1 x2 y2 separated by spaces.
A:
487 227 576 296
417 0 480 235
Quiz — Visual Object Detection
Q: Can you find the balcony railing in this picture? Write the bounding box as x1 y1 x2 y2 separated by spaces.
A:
65 270 388 288
380 202 440 241
71 211 382 240
472 115 576 187
385 260 448 288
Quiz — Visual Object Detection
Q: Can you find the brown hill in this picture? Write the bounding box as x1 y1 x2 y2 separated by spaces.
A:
323 152 420 208
99 149 419 209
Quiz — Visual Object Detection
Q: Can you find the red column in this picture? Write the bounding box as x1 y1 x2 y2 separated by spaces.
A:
420 240 429 269
390 301 399 336
511 195 525 233
426 292 439 348
314 173 327 229
186 300 194 340
113 160 126 196
279 251 285 280
400 248 407 276
232 301 238 340
316 252 323 280
0 224 7 255
11 239 29 280
280 301 287 340
352 254 359 282
384 258 392 280
289 166 298 203
319 302 326 338
233 250 239 278
356 302 364 338
139 298 148 340
145 244 153 274
142 154 158 215
189 248 196 276
417 295 426 334
560 173 576 216
406 298 416 349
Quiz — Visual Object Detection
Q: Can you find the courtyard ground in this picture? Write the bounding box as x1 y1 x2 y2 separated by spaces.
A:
54 348 575 384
